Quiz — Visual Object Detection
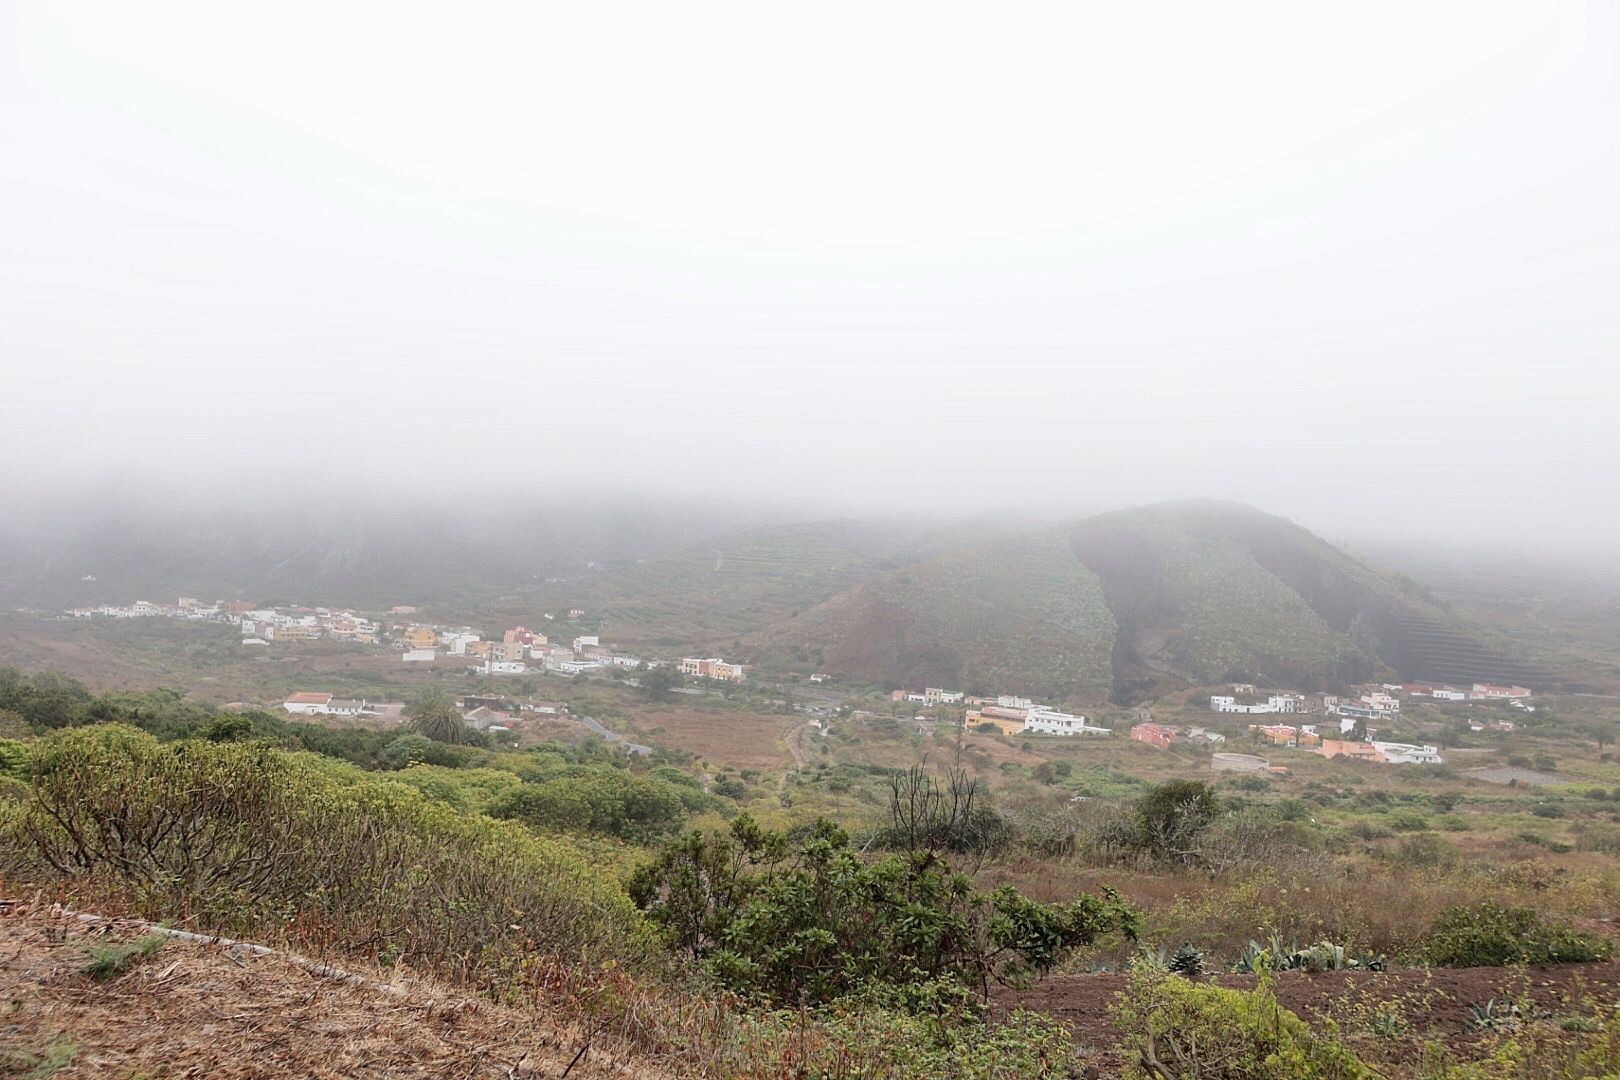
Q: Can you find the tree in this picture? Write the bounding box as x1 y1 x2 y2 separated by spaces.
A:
403 691 478 745
639 664 681 701
1134 780 1219 863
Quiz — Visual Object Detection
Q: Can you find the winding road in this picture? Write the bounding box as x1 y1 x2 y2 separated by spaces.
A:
577 714 652 755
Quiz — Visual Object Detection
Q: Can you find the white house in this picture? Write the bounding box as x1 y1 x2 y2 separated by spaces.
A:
401 649 437 662
480 660 527 675
996 695 1035 710
1372 742 1444 765
282 692 333 714
1024 707 1111 736
1210 694 1299 715
441 632 481 655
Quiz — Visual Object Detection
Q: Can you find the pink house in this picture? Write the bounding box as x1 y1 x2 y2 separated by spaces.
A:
1130 722 1178 749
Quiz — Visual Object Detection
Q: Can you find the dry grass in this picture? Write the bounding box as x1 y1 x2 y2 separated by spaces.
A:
627 708 799 770
0 898 665 1080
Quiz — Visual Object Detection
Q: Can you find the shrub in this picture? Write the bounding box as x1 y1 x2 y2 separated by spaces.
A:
629 814 1136 1007
1112 965 1372 1078
6 725 649 983
201 714 254 742
1392 833 1457 869
1388 810 1430 832
1420 903 1612 967
488 770 693 842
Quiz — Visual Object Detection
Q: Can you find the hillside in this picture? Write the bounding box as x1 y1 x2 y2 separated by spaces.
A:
754 531 1118 701
0 494 781 610
752 501 1556 704
1 901 651 1080
531 518 956 653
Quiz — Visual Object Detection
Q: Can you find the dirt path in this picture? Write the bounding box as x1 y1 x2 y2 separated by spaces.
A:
784 721 809 771
0 899 660 1079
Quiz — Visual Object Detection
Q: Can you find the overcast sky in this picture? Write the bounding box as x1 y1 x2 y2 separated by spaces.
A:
2 2 1616 552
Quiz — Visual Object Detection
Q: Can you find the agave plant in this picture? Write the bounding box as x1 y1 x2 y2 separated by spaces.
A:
1168 943 1206 977
1467 998 1551 1033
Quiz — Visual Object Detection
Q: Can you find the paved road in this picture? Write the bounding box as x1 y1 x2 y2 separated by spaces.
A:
578 714 652 755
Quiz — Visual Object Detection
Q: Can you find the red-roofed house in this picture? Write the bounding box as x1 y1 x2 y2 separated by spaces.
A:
283 691 333 715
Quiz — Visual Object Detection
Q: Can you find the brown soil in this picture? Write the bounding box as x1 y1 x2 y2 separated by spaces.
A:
995 962 1620 1076
0 899 661 1079
627 708 799 769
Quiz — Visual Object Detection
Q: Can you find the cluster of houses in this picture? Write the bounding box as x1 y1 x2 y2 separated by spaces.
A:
64 597 383 646
398 624 655 678
1404 682 1535 711
964 695 1113 737
1172 677 1540 768
66 597 226 622
279 691 570 734
1248 723 1446 765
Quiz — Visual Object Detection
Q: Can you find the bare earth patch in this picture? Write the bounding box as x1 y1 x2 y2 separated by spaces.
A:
628 708 799 769
0 900 660 1080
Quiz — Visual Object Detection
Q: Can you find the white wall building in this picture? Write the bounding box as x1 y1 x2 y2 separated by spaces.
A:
401 648 437 662
1210 694 1299 715
1372 742 1444 765
1023 707 1111 736
441 632 481 655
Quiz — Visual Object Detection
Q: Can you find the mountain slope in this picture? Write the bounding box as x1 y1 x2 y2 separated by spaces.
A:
755 531 1117 700
753 501 1553 704
559 519 950 652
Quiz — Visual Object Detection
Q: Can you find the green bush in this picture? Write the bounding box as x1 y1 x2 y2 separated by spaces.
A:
5 725 650 982
1420 903 1612 967
1112 965 1372 1078
629 814 1135 1007
488 769 695 842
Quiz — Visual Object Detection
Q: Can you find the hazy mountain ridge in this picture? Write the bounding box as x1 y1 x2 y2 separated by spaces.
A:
0 496 1585 700
746 501 1565 704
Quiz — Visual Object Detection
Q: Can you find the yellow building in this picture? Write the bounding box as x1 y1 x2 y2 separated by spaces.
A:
967 709 1026 736
402 626 437 651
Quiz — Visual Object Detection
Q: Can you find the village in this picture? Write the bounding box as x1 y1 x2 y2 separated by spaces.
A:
61 596 754 682
64 597 1538 775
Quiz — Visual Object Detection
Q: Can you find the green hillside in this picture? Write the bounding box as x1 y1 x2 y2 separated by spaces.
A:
747 501 1556 705
755 531 1118 702
559 519 943 653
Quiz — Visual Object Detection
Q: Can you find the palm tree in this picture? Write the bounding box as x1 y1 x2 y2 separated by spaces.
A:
403 690 476 744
